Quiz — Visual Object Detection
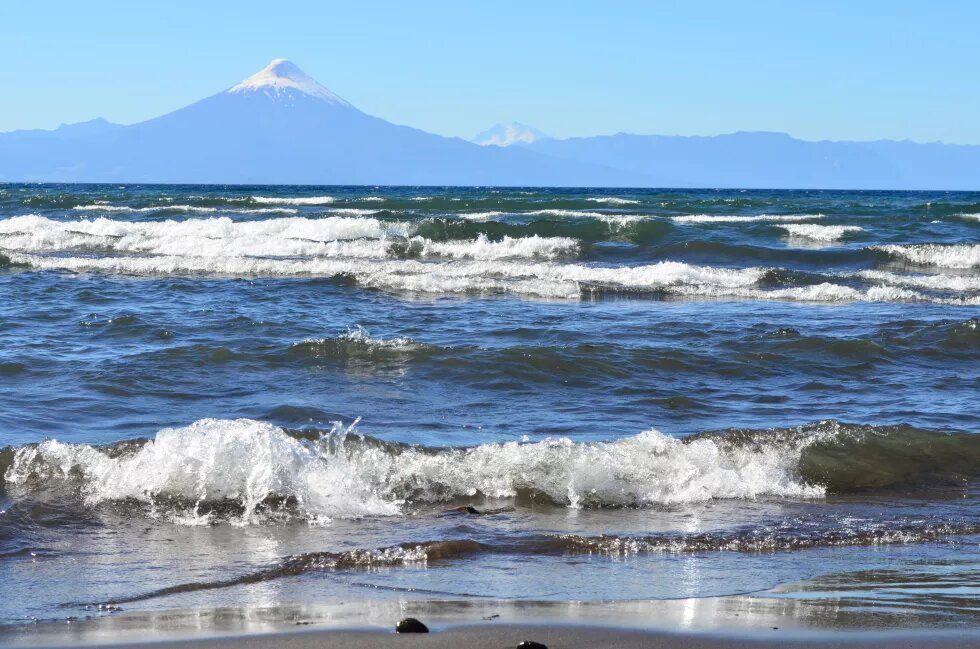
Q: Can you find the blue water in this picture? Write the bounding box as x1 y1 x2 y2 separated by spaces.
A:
0 185 977 632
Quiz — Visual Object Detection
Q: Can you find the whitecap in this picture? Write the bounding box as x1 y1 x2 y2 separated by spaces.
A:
585 197 641 205
777 224 863 241
857 270 980 292
252 196 336 205
3 418 825 524
874 244 980 268
672 214 825 224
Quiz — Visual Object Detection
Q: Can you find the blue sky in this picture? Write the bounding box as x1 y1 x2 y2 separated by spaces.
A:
2 1 978 143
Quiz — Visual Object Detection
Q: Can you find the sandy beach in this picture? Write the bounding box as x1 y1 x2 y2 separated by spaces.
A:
6 624 980 649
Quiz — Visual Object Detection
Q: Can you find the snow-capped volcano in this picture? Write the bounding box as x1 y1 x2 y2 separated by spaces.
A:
0 59 638 185
228 59 351 105
473 122 549 146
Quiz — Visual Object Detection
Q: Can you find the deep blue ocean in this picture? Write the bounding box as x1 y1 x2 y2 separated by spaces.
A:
0 185 977 635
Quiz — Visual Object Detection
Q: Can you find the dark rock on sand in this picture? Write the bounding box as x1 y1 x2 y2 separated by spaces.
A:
395 618 429 633
517 642 547 649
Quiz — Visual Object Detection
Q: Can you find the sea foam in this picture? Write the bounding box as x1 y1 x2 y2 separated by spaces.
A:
672 214 825 224
585 197 641 205
252 196 336 205
874 243 980 268
3 418 824 524
777 224 864 241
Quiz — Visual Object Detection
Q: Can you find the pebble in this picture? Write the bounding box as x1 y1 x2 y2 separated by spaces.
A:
395 617 429 633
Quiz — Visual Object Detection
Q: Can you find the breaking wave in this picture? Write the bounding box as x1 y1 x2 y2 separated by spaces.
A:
777 224 864 241
672 214 825 224
3 419 977 526
71 204 300 215
2 215 977 304
584 197 641 205
418 233 579 260
2 253 774 299
0 214 404 248
875 243 980 268
251 196 336 205
857 270 980 292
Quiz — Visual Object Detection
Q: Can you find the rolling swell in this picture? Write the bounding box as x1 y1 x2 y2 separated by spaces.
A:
692 422 980 491
97 316 978 391
3 420 977 527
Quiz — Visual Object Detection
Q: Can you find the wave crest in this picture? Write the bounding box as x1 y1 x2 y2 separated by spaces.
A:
4 419 827 524
875 243 980 268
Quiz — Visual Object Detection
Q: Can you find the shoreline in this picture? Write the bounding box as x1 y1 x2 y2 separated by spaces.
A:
4 622 980 649
3 595 980 649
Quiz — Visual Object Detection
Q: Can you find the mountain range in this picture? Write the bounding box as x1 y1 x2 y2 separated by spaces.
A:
2 59 978 189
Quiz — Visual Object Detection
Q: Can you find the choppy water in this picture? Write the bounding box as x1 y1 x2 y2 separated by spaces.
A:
0 185 978 633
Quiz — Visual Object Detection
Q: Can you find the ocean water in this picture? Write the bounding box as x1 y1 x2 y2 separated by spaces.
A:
0 184 978 634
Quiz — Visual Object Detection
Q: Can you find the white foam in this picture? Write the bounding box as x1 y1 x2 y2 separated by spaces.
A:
360 197 386 202
777 224 863 241
252 196 336 205
669 282 928 304
672 214 825 224
73 204 299 215
874 244 980 268
585 197 641 205
956 213 980 221
326 208 382 216
597 214 648 229
857 270 980 292
527 209 608 218
5 216 969 304
3 248 765 299
419 234 578 261
3 418 825 524
0 215 409 258
0 216 588 264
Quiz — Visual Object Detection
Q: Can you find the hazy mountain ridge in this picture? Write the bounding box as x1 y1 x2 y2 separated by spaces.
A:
526 131 980 190
2 60 978 189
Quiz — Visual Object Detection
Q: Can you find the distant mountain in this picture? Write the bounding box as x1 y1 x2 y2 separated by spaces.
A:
1 60 978 189
473 122 549 147
526 131 980 190
0 60 637 186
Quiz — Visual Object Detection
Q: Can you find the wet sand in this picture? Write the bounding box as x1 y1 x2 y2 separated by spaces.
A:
4 594 980 649
8 624 980 649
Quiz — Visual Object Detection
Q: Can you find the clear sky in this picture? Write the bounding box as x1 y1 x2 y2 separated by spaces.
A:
2 1 978 143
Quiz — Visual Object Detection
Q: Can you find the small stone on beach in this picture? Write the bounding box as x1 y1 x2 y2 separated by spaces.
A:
395 617 429 633
517 642 547 649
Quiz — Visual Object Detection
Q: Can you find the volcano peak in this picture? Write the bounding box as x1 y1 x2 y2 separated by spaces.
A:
228 59 351 106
